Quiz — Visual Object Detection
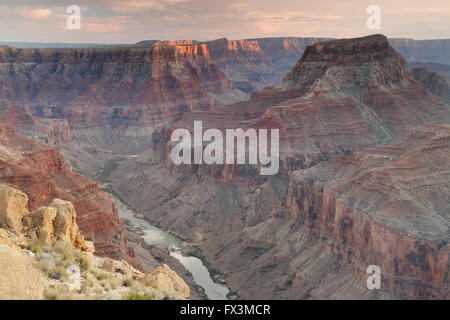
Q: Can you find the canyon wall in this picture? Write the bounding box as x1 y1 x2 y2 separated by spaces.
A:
108 35 450 299
410 67 450 104
2 34 450 299
0 43 246 127
204 37 330 93
389 38 450 64
286 126 450 298
0 104 133 261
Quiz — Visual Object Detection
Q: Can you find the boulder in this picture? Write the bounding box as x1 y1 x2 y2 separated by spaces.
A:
23 207 57 244
144 264 190 299
0 228 17 247
0 184 29 233
48 199 88 250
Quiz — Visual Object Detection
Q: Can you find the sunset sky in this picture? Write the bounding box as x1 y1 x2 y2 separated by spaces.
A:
0 0 449 43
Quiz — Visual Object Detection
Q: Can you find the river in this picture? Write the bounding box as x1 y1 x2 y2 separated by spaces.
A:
112 195 230 300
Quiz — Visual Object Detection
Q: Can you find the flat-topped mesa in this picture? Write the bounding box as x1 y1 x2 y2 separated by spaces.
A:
205 38 265 61
282 34 407 92
0 44 245 127
0 42 209 63
151 41 210 58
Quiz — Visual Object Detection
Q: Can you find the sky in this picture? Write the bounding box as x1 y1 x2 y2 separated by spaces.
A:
0 0 449 43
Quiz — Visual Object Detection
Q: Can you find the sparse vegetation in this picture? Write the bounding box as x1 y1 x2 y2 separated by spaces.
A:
54 240 76 265
125 292 154 300
27 238 51 254
25 237 177 300
122 276 136 288
48 266 69 281
76 254 91 272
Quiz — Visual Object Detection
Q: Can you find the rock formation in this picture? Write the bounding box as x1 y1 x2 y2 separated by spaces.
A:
389 38 450 65
0 185 29 233
108 34 450 299
144 264 191 299
0 115 130 260
0 183 190 300
2 32 450 300
0 44 246 127
286 125 450 298
410 67 450 104
204 37 330 93
0 184 91 251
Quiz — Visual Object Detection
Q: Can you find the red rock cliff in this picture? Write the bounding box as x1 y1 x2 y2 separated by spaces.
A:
285 126 450 298
0 112 132 260
0 43 245 127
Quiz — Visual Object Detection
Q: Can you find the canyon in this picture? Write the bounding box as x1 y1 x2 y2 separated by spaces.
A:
0 34 450 299
107 35 450 299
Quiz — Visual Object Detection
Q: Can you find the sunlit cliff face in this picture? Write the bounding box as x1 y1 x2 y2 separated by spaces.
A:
0 0 449 43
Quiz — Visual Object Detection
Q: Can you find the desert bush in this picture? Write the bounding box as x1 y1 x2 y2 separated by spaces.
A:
122 276 136 288
44 288 59 300
27 238 51 254
43 288 74 300
76 254 91 272
48 266 69 281
53 241 76 265
35 253 56 272
92 269 110 281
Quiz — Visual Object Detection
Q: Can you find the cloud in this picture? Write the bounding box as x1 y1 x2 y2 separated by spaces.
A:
0 5 53 20
24 8 53 19
0 0 449 42
109 0 165 13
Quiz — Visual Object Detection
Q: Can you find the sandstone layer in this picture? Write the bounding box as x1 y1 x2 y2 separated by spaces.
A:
0 183 190 300
410 67 450 104
0 44 246 127
108 35 450 299
0 118 130 259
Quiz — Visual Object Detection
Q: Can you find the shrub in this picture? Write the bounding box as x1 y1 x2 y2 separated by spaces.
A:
27 239 50 254
122 277 136 288
48 266 69 281
44 288 59 300
76 254 91 272
43 288 73 300
53 241 76 265
35 253 56 272
92 269 110 281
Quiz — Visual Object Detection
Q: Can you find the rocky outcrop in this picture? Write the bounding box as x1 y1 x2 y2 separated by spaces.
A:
408 62 450 78
0 184 190 300
23 206 57 245
22 199 93 251
144 264 190 299
0 184 91 251
286 126 450 298
0 119 130 260
410 67 450 104
0 185 28 233
47 199 85 248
